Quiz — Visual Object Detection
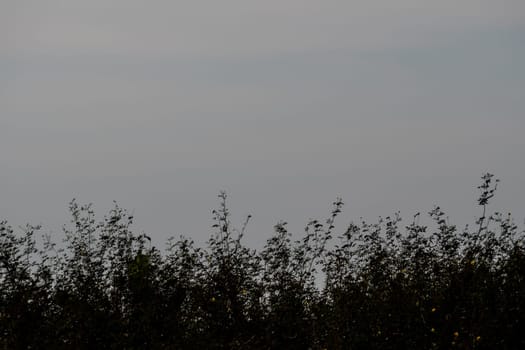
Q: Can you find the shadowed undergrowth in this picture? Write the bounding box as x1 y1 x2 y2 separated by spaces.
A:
1 174 524 349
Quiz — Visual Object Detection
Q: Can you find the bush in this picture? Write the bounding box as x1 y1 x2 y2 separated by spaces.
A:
1 174 524 349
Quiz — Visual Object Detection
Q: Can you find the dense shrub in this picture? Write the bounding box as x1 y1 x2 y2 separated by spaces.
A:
1 174 524 349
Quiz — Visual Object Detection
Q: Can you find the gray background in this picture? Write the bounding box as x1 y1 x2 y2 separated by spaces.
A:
1 0 524 249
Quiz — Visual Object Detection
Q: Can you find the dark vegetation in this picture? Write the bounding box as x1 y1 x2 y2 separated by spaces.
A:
1 174 524 349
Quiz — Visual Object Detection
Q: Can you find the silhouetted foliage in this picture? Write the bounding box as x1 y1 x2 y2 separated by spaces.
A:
1 174 524 349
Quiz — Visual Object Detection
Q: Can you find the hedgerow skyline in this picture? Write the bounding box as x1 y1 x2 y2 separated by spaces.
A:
1 173 524 349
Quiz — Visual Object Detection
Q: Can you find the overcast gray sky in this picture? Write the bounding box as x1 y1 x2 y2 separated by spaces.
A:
1 0 524 248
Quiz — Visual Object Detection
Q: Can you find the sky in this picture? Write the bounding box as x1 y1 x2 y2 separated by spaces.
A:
1 0 524 249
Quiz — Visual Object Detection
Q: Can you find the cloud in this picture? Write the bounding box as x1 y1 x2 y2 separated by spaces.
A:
2 0 524 58
1 0 524 244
